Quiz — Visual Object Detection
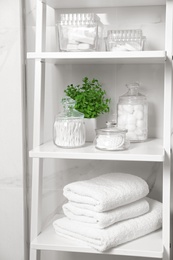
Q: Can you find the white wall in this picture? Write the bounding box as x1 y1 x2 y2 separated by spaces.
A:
0 0 27 260
26 2 165 260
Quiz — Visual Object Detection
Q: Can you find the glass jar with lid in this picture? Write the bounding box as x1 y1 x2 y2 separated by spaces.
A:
117 83 148 142
94 121 130 151
54 97 85 148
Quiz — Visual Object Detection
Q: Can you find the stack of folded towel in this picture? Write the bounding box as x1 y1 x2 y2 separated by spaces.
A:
53 172 162 252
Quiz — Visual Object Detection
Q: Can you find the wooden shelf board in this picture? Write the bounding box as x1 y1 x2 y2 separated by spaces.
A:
41 0 166 9
29 138 164 162
31 215 163 258
27 51 166 64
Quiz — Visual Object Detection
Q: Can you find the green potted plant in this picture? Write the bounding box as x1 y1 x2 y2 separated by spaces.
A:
64 77 111 141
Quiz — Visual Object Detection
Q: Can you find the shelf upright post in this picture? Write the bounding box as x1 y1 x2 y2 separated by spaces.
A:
163 0 173 260
30 1 46 260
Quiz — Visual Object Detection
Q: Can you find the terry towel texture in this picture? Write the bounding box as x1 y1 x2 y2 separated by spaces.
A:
63 198 150 229
53 198 162 252
63 172 149 212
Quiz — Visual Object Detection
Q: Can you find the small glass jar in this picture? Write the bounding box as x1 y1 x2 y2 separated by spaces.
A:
54 97 85 148
94 121 130 151
56 13 103 52
117 83 148 142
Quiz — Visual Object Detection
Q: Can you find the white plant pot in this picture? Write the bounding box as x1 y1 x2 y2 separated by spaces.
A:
84 115 106 142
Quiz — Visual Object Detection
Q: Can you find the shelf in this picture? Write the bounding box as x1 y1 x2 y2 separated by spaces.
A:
27 51 166 64
31 214 163 258
29 138 164 162
41 0 166 9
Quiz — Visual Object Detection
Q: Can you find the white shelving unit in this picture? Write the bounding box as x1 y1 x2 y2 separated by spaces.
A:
28 0 173 260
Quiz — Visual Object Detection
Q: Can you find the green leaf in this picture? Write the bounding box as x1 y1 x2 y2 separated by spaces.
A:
64 77 111 118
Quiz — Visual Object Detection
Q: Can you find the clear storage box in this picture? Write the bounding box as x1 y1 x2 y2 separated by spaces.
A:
106 29 146 51
57 13 103 52
94 121 130 151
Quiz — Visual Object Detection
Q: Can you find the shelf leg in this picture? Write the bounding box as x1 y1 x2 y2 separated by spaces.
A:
163 1 173 259
29 58 45 260
29 54 45 260
30 158 43 260
29 1 46 260
30 249 40 260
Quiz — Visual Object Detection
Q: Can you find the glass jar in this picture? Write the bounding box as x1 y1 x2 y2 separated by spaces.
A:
117 83 148 142
94 121 130 151
54 97 85 148
56 13 103 52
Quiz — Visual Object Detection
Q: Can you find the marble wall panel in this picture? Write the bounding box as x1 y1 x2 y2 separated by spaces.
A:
0 0 26 259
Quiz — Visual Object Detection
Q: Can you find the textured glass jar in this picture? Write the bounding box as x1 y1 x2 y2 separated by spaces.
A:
117 83 148 142
57 13 103 52
94 121 130 151
106 29 146 51
54 97 85 148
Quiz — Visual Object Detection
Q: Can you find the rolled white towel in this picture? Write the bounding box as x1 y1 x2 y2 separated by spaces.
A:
63 198 149 229
63 172 149 212
53 198 162 252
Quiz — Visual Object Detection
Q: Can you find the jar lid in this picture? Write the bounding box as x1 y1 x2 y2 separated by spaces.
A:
119 82 147 102
96 121 127 135
57 97 84 119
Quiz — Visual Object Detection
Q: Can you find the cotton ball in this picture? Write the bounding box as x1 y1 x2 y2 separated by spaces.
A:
144 105 148 115
134 105 144 111
78 43 90 50
127 115 136 125
134 110 144 120
126 131 137 140
126 124 136 131
135 128 143 136
138 134 147 141
118 105 123 111
136 119 145 129
118 114 127 126
113 45 128 51
123 105 134 114
118 109 123 116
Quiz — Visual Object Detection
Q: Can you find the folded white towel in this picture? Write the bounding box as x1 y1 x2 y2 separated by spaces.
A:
53 198 162 252
63 198 149 229
63 173 149 212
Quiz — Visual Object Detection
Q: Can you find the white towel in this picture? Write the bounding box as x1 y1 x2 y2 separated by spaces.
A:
63 198 149 229
53 198 162 252
63 173 149 212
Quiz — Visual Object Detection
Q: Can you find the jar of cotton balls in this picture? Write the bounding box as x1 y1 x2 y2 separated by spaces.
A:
117 83 148 142
54 97 86 148
94 121 130 151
